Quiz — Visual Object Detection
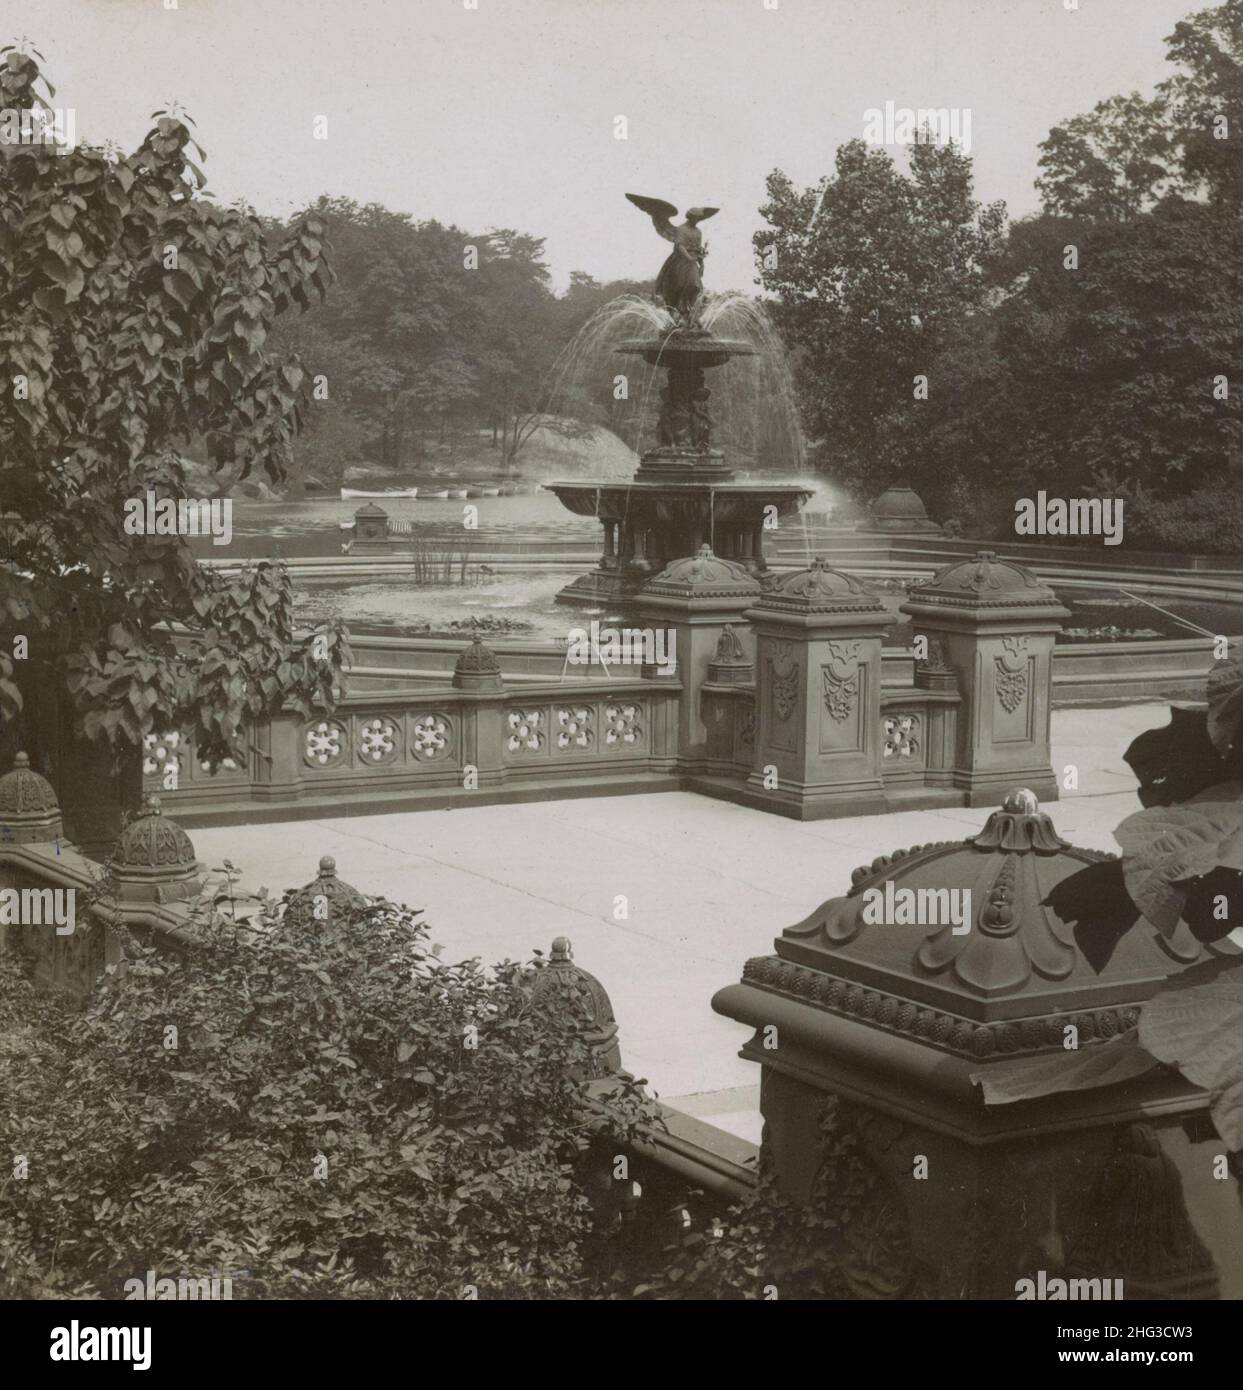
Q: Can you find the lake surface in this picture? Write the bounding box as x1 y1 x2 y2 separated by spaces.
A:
198 500 1243 644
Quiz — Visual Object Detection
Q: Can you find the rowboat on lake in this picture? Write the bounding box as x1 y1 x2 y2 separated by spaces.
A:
340 487 418 500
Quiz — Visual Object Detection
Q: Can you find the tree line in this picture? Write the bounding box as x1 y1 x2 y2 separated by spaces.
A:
755 0 1243 553
266 201 648 485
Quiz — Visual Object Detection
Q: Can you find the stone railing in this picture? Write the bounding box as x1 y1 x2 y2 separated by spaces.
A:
143 650 683 824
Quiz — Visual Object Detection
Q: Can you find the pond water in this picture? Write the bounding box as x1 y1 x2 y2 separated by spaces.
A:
198 501 1242 645
293 572 1242 645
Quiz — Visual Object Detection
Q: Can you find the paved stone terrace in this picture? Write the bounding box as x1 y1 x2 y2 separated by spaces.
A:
193 703 1168 1143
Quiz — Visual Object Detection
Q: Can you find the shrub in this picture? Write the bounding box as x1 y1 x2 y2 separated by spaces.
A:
0 890 658 1299
1122 479 1243 556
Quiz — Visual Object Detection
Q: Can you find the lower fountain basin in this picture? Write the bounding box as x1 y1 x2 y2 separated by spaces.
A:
543 478 813 606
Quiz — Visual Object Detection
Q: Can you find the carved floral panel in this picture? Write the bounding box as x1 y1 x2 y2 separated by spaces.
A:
882 714 921 759
411 713 452 761
554 706 593 752
603 703 643 749
305 719 347 768
506 709 545 754
358 715 401 765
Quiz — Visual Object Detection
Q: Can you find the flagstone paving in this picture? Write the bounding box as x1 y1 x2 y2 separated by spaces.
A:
192 702 1170 1143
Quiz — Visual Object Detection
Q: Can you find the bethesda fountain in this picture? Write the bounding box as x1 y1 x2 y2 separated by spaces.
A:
545 194 813 607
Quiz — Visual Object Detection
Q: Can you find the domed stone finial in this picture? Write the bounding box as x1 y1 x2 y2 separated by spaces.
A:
906 552 1063 610
529 936 622 1077
969 788 1070 854
285 854 366 928
0 749 63 843
107 795 203 904
642 547 761 601
754 555 885 615
453 633 503 691
867 484 942 533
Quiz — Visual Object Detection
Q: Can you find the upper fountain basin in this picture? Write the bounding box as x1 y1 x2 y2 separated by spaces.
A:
614 327 759 369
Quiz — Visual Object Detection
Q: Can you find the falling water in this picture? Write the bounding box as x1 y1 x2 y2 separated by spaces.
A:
699 292 808 476
534 291 809 481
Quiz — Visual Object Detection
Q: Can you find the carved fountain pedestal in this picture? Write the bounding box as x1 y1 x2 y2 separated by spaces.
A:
713 791 1242 1299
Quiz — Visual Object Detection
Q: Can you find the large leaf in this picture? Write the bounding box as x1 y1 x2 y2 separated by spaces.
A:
1114 791 1243 935
1139 955 1243 1149
971 1031 1159 1105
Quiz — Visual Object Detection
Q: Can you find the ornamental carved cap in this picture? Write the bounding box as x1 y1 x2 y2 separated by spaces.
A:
728 788 1213 1058
905 551 1063 611
111 795 196 870
529 936 622 1075
753 557 888 616
642 545 762 599
285 854 367 928
454 635 501 675
107 795 204 903
0 752 62 843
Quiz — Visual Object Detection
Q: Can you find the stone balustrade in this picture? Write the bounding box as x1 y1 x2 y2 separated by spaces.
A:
125 548 1067 828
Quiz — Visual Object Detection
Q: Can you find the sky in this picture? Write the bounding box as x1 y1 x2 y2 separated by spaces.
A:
25 0 1201 292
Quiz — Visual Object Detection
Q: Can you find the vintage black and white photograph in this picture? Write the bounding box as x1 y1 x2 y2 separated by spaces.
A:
2 0 1243 1355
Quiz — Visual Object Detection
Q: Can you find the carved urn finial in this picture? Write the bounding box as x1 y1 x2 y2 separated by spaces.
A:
0 750 63 844
107 794 204 904
529 936 622 1077
453 634 503 691
285 854 367 928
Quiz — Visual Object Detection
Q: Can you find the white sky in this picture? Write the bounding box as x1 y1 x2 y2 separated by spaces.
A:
30 0 1197 291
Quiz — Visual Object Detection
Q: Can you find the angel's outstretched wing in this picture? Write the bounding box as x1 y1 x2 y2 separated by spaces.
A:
626 192 679 243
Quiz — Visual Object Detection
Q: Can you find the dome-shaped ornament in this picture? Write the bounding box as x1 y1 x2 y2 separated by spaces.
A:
907 552 1065 611
754 557 887 616
0 751 62 843
867 485 942 533
285 855 367 928
453 635 503 691
642 545 762 600
529 936 622 1077
107 795 204 903
730 788 1211 1059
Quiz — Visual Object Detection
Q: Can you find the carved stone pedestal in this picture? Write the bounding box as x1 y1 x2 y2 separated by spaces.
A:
901 553 1068 807
741 559 892 819
714 791 1241 1298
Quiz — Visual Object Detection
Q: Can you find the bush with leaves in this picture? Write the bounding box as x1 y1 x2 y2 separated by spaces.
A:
0 44 347 765
0 887 658 1299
